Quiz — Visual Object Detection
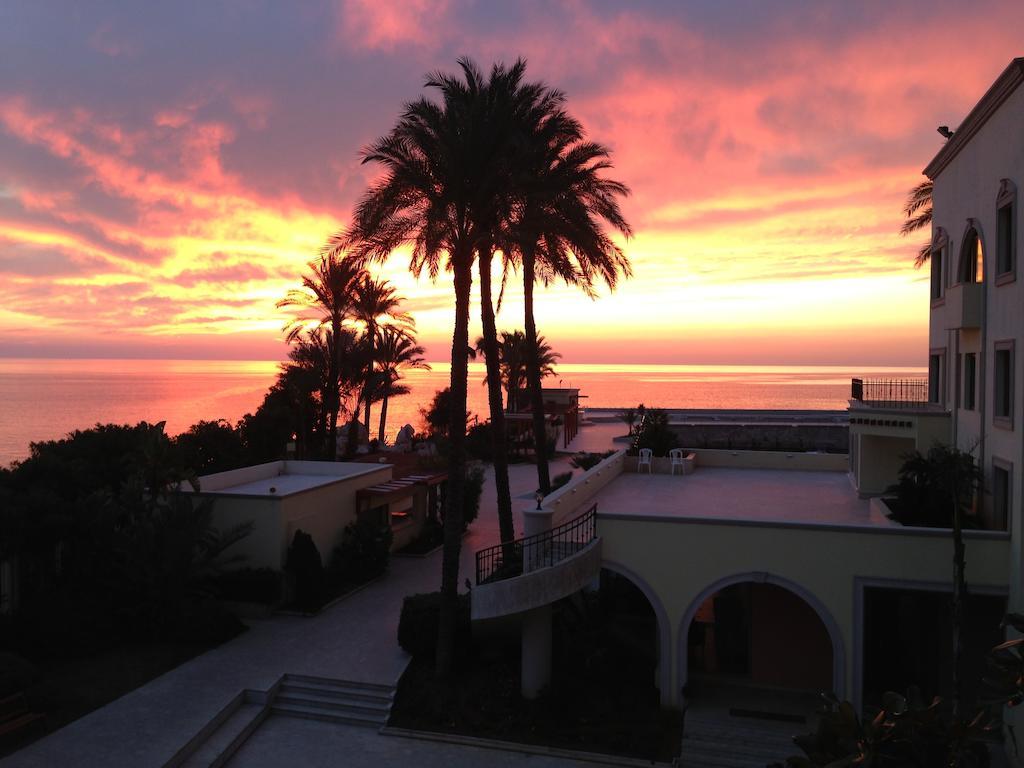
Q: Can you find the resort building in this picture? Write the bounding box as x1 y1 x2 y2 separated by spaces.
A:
191 460 441 569
471 57 1024 762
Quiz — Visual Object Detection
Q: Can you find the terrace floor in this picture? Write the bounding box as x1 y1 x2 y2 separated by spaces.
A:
596 468 893 527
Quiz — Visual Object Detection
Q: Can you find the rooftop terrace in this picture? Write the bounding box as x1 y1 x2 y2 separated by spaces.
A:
595 468 893 528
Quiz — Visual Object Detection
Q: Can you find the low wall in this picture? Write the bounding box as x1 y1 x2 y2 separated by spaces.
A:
670 422 848 453
625 449 848 473
541 449 627 525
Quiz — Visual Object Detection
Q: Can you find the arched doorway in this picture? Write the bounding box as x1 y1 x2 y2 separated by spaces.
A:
598 561 672 705
677 573 844 719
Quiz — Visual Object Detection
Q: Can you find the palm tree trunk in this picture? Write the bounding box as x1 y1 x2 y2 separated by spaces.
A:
378 393 389 444
478 249 516 547
363 396 372 444
523 249 551 494
327 319 342 460
436 255 472 680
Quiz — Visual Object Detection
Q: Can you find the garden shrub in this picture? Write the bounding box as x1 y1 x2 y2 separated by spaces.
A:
632 409 679 456
465 422 493 462
0 652 38 697
397 591 471 661
551 471 573 491
462 464 485 528
569 451 613 471
217 568 284 605
328 519 393 588
284 529 324 611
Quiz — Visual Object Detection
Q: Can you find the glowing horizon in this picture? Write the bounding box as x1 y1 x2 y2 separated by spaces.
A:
1 2 1022 366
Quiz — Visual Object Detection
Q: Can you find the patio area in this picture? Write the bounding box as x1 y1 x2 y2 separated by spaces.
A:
595 468 892 527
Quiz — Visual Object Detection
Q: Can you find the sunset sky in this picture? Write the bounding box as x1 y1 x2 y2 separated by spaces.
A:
1 1 1022 366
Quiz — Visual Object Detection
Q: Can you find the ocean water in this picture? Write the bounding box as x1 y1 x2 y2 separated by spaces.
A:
0 358 924 466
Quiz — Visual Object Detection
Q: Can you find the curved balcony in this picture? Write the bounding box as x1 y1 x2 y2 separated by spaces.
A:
470 506 602 621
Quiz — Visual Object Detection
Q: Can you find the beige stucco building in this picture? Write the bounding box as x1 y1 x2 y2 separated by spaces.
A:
469 58 1023 764
192 459 433 570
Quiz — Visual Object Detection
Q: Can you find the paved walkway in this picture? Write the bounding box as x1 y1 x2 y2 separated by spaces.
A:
2 433 615 768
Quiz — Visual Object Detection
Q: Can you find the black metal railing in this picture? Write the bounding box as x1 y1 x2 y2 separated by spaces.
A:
851 378 930 408
475 504 597 585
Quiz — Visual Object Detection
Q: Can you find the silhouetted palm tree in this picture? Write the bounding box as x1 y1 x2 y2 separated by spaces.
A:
347 58 522 678
350 275 413 438
374 325 429 443
475 330 559 412
901 179 933 268
505 98 632 493
277 254 367 458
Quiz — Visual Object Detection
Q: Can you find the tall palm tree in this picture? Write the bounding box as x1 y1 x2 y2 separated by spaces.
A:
901 179 934 268
350 275 414 440
475 330 559 412
374 325 430 443
277 253 368 458
504 99 632 493
347 58 520 678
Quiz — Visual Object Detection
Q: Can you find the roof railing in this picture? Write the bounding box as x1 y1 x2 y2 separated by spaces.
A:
475 504 597 585
851 377 930 408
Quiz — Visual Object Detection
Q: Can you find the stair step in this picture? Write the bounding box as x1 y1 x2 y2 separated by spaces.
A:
270 701 386 728
681 740 792 765
181 702 264 768
282 673 395 694
275 691 391 716
278 680 394 704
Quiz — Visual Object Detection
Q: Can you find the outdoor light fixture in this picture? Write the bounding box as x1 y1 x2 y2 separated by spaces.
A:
535 491 543 510
937 125 954 139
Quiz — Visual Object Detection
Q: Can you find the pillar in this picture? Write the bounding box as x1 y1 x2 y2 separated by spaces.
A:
521 504 554 699
521 604 552 699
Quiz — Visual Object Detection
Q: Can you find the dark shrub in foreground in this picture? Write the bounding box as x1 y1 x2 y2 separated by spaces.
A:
328 519 393 588
398 591 471 661
217 568 284 605
285 530 324 611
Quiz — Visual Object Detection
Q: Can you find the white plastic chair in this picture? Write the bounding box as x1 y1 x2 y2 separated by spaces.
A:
669 448 684 475
637 448 653 474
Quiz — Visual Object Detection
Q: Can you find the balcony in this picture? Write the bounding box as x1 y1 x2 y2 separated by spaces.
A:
850 378 930 409
944 283 983 329
470 505 601 620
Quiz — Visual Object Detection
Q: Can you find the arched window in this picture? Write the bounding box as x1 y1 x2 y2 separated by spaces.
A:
930 227 948 301
957 222 985 284
996 179 1017 283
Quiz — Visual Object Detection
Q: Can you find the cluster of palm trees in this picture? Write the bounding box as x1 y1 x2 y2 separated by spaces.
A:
338 58 633 678
474 330 560 413
276 253 428 459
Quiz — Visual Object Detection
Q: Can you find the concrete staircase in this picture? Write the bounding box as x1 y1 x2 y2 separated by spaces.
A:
164 674 395 767
678 715 799 768
168 690 272 768
270 673 395 728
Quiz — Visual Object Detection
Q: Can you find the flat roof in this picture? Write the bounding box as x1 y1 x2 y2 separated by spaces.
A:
594 468 892 528
194 460 387 498
206 473 350 498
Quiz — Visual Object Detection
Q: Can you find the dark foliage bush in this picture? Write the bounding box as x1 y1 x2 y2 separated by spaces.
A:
569 451 613 471
632 409 679 457
462 464 485 528
284 529 325 611
885 444 982 528
397 591 471 661
174 420 247 475
0 652 38 697
464 422 493 462
328 519 393 588
217 568 284 605
551 471 573 491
